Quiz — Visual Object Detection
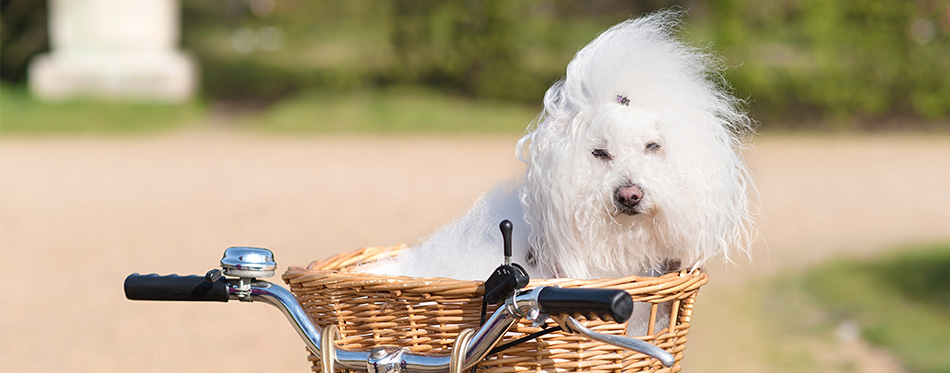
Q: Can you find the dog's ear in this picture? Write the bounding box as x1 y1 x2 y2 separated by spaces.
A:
516 79 582 164
536 80 575 135
659 125 756 268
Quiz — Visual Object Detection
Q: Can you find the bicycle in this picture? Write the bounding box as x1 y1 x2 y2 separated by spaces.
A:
125 223 705 372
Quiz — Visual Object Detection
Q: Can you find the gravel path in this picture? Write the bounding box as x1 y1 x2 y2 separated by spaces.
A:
2 129 948 372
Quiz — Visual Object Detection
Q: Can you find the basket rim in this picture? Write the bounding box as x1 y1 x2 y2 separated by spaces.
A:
282 245 708 298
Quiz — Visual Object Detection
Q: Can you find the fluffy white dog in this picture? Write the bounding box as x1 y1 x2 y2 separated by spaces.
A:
367 10 755 292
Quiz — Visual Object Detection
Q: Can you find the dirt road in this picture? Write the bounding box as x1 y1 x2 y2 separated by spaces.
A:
2 129 948 372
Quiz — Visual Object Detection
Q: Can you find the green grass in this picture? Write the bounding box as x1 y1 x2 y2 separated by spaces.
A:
0 83 539 136
242 87 540 135
0 84 204 136
801 243 950 372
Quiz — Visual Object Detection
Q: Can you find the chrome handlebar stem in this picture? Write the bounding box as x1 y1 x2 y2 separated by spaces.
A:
229 280 324 357
233 278 525 372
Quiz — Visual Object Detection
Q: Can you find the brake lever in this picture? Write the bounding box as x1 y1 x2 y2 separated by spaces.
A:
559 316 674 367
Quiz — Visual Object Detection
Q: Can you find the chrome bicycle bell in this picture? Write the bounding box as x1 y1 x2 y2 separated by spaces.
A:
220 246 276 279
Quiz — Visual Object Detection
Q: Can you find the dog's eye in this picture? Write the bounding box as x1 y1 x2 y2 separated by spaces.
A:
591 148 613 161
645 142 661 152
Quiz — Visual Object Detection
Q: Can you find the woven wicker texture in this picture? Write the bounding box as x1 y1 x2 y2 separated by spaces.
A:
282 245 708 372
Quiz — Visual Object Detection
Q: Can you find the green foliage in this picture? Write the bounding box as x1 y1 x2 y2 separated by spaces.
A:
802 243 950 372
181 1 391 102
179 0 626 104
0 84 204 135
4 1 947 129
709 0 950 126
0 1 48 82
182 0 948 126
386 0 560 102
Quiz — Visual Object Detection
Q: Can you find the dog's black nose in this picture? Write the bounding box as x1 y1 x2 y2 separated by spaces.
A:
614 184 643 213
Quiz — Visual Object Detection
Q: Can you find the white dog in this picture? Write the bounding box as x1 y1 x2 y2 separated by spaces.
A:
366 10 755 302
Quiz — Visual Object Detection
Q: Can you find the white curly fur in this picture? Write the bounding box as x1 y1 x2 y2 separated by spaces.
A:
365 10 756 285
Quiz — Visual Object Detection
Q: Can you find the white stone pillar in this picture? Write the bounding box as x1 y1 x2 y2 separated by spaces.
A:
28 0 197 102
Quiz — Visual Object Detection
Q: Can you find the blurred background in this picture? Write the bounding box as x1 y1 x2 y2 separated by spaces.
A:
1 1 948 372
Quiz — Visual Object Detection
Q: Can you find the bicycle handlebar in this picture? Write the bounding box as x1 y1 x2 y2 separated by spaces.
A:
124 274 632 321
537 287 633 323
124 273 673 371
124 274 229 302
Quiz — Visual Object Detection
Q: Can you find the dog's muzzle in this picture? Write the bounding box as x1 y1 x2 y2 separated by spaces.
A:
614 183 644 215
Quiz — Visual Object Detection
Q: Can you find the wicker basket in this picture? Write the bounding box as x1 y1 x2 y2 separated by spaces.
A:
282 245 708 373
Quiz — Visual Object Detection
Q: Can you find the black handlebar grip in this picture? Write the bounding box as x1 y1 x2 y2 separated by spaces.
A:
124 274 229 302
537 287 633 323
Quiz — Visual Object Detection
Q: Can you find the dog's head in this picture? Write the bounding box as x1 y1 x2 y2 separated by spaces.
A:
517 10 757 278
580 104 664 218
